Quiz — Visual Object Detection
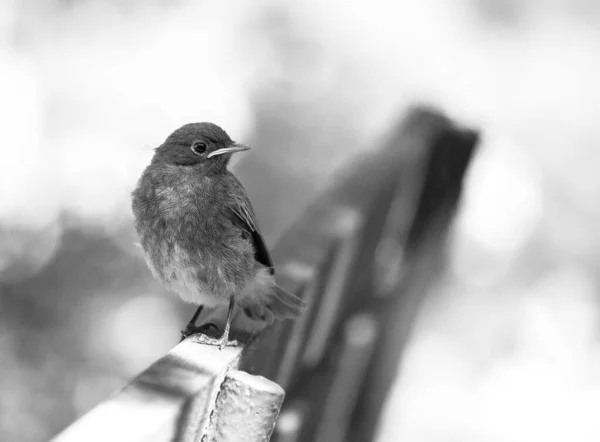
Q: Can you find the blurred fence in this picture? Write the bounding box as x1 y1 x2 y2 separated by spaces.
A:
50 106 478 442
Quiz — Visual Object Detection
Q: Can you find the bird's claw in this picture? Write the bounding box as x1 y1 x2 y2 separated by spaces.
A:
180 322 219 342
188 333 240 350
182 323 238 350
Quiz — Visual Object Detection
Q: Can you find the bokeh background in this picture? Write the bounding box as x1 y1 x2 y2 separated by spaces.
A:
1 0 599 441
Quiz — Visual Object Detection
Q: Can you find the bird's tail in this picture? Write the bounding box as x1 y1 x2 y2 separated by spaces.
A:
229 285 306 341
266 285 307 319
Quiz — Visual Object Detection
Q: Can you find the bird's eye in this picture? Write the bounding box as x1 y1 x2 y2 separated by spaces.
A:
191 141 207 155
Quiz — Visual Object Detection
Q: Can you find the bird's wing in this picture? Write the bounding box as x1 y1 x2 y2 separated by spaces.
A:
228 180 275 275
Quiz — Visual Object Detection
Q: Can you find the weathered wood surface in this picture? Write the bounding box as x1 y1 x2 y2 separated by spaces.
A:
51 337 284 442
50 106 478 441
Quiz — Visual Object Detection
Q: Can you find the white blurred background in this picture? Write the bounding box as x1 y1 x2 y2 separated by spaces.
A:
0 0 599 441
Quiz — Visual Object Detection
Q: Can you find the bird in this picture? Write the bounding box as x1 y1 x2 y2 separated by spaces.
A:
131 122 305 348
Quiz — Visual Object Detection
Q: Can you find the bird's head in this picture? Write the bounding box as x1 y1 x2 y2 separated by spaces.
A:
152 122 251 171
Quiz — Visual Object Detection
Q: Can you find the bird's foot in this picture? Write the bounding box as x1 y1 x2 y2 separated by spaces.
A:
185 296 237 350
213 333 232 351
180 322 218 342
195 324 238 350
181 323 239 349
190 333 239 350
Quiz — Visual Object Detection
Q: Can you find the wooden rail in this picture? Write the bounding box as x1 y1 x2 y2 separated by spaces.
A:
50 106 479 442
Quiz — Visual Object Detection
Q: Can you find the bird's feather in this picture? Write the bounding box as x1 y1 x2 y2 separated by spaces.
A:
228 184 275 275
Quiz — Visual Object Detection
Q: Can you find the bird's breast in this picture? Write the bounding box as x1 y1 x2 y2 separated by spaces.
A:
155 175 203 217
132 167 255 303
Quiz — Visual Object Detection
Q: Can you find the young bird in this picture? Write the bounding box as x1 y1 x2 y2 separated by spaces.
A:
131 123 305 347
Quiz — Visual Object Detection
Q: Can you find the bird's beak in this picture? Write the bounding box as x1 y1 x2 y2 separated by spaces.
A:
207 143 252 158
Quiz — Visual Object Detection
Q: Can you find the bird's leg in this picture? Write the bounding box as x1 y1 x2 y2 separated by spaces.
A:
188 305 203 325
180 305 211 341
214 295 235 350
